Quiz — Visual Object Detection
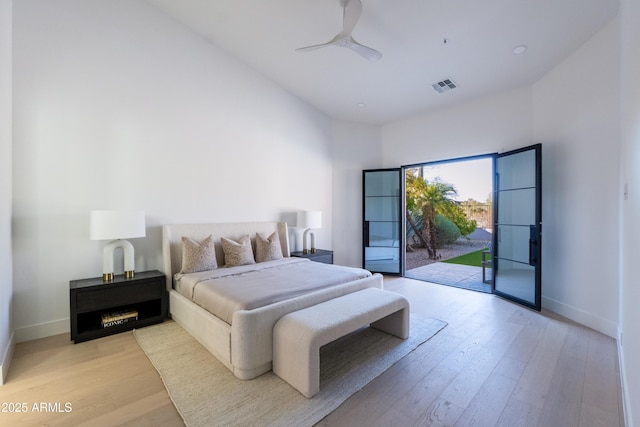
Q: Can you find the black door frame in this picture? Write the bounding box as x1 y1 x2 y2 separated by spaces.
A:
362 168 404 275
492 143 542 311
400 147 542 311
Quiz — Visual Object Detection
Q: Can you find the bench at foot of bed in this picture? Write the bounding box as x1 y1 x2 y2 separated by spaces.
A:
272 288 409 398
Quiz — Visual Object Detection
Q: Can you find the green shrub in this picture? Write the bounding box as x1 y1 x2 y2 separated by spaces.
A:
438 203 477 237
435 214 461 247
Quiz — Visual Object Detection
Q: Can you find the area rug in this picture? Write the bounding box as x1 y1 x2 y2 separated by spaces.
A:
134 314 446 427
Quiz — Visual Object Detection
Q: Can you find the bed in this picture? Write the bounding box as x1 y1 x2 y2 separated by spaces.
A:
161 221 383 380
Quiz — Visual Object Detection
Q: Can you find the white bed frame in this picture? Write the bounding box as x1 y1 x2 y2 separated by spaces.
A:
161 221 383 380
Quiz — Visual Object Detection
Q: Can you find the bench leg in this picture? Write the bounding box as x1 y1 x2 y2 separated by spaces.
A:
371 307 409 339
273 337 319 399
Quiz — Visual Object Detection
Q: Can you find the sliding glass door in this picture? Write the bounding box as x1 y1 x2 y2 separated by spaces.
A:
363 169 403 275
493 144 542 310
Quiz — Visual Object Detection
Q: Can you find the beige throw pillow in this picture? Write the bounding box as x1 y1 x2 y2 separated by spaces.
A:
255 232 284 263
180 235 217 274
221 235 256 267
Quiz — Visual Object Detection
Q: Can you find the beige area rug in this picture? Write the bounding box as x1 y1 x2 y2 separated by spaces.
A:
134 314 446 427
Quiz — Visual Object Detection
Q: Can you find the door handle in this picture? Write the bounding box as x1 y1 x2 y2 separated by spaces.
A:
529 225 538 266
364 221 370 247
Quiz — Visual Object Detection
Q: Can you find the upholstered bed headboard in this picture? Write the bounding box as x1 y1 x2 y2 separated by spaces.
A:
161 221 290 291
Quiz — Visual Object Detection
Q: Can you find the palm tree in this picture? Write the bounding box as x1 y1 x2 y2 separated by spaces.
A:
406 170 429 251
406 170 458 259
421 180 458 258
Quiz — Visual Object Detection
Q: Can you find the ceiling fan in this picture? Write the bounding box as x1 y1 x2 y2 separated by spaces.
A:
296 0 383 61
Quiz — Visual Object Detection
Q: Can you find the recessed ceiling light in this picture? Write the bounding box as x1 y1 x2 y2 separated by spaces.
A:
356 102 366 108
513 45 528 55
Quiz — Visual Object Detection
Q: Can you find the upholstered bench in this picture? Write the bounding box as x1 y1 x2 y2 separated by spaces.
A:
272 288 410 398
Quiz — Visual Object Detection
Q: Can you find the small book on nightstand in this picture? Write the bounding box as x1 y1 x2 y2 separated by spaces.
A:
101 309 138 328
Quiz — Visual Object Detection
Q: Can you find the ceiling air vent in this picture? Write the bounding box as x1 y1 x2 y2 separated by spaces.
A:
432 78 457 94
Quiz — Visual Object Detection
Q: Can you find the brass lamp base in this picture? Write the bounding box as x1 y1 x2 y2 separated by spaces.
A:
302 229 317 255
101 239 137 282
102 271 135 282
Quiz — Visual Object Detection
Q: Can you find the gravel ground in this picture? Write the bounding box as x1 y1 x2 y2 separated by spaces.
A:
405 237 489 270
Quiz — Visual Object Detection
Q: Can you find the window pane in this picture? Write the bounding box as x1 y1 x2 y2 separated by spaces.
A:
365 197 399 222
364 171 400 196
497 149 535 190
494 259 535 304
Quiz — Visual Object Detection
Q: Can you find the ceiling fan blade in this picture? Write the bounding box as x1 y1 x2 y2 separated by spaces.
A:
296 0 382 61
347 37 383 61
295 42 333 52
342 0 362 36
296 33 342 52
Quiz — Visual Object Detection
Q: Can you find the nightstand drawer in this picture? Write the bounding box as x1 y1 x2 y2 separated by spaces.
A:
310 253 333 264
290 249 333 264
75 281 162 312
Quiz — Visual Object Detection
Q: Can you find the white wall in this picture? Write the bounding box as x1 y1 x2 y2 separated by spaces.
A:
12 0 333 341
532 18 620 337
0 0 14 385
382 86 533 167
619 0 640 424
331 120 383 267
380 19 620 338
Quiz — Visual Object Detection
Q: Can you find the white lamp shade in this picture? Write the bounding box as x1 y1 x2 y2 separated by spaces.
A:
297 211 322 229
90 210 146 241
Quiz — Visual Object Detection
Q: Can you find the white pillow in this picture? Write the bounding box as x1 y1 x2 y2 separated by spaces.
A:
180 235 218 274
255 232 284 263
221 235 256 267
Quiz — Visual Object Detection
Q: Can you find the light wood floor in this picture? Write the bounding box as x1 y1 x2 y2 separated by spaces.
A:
0 277 624 426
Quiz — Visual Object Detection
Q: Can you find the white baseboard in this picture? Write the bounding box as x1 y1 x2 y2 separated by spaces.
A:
617 330 631 427
0 331 15 385
14 318 69 344
542 296 618 338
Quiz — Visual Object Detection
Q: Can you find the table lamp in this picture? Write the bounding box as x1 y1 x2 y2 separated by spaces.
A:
90 210 146 281
297 211 322 254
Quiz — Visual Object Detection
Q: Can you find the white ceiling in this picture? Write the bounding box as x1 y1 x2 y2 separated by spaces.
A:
146 0 619 124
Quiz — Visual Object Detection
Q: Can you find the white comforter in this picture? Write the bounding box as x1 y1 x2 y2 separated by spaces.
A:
174 258 372 324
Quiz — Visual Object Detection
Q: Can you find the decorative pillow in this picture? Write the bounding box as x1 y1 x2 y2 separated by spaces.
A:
255 232 284 263
221 235 256 267
179 235 217 274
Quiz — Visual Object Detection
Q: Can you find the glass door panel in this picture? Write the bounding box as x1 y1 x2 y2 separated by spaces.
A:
363 169 402 275
494 144 541 310
496 225 534 264
497 188 536 225
367 222 400 246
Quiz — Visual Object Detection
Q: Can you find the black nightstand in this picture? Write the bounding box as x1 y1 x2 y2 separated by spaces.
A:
70 270 168 343
290 249 333 264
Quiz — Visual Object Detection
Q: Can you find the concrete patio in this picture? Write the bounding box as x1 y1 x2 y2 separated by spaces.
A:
405 262 492 293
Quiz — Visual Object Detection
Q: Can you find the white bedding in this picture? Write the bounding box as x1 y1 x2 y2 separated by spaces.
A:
162 221 384 379
174 257 372 324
